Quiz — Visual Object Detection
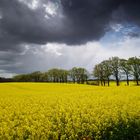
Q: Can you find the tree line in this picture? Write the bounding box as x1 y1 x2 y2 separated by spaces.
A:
93 56 140 86
13 56 140 86
13 67 89 84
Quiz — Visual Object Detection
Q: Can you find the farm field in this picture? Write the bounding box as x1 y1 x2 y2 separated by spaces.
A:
0 83 140 140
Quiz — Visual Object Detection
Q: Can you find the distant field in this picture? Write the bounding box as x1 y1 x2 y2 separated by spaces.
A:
0 83 140 140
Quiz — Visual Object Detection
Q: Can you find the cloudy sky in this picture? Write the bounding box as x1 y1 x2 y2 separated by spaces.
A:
0 0 140 77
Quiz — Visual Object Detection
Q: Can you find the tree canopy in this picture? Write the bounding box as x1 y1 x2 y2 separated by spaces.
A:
12 56 140 86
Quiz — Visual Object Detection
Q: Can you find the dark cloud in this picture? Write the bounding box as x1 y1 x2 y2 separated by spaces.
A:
61 0 122 44
0 0 140 47
0 0 140 76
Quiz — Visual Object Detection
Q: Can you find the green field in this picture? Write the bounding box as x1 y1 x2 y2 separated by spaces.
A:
0 83 140 140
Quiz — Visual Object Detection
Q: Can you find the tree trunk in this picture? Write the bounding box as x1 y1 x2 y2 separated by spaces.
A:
135 75 139 86
103 80 106 86
136 78 139 86
116 75 119 86
126 74 129 86
101 80 103 86
107 78 110 86
97 78 100 86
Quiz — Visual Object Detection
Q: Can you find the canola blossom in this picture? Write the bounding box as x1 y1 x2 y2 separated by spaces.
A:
0 83 140 139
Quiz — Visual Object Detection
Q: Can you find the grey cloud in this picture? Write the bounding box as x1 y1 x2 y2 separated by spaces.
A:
6 38 140 75
0 0 140 77
60 0 140 44
0 0 140 48
0 50 22 73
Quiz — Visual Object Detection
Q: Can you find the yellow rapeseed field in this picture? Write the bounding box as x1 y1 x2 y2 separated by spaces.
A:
0 83 140 140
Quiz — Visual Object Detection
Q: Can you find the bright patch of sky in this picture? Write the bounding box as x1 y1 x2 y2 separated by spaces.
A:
41 44 62 56
18 0 62 20
13 36 140 74
43 1 63 19
18 0 39 10
100 23 140 46
0 70 16 78
1 35 140 78
43 2 57 18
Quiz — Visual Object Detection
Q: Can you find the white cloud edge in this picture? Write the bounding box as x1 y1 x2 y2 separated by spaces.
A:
1 37 140 78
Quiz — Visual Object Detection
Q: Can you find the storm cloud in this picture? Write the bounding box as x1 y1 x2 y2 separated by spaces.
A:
0 0 140 47
0 0 140 77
